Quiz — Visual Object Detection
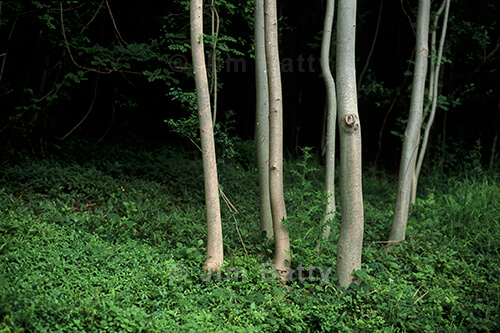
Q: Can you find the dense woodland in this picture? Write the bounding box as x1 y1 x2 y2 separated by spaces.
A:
0 0 499 331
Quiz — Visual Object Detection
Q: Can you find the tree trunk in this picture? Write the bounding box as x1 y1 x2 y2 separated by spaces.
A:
190 0 224 271
264 0 291 279
316 0 337 252
255 0 273 239
389 0 430 242
335 0 364 288
414 0 450 200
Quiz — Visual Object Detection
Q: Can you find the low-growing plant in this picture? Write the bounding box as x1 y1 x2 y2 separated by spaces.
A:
0 140 498 332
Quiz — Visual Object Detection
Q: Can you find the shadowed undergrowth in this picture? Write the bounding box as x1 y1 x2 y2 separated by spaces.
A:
0 140 498 332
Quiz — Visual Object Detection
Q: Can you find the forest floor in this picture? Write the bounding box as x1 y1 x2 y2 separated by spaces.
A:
1 139 499 332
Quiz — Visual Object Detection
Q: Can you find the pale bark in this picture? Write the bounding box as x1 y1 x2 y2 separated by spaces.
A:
389 0 430 242
315 0 337 252
414 0 450 199
264 0 291 279
255 0 273 238
210 0 219 127
335 0 364 288
191 0 224 271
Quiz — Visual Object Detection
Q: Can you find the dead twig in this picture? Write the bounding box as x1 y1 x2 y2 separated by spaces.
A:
219 186 248 256
413 290 429 304
412 285 423 298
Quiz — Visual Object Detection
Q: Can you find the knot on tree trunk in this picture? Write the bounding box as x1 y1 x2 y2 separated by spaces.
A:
341 113 359 133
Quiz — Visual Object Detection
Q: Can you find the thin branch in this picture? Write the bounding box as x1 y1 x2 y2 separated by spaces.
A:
60 75 99 140
373 47 415 168
210 0 219 127
50 2 84 13
81 0 105 33
400 0 416 36
423 0 447 116
452 35 500 97
105 0 127 46
358 0 383 90
97 102 115 143
187 138 204 155
120 71 137 88
490 132 498 169
60 2 113 74
36 75 69 103
219 186 248 256
412 285 423 298
0 88 13 98
413 290 429 304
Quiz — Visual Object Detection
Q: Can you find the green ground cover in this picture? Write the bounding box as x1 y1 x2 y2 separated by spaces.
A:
1 140 499 332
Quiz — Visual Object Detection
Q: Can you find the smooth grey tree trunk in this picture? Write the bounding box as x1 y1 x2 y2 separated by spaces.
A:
335 0 364 288
264 0 291 279
389 0 430 242
414 0 450 201
255 0 273 238
316 0 337 252
190 0 224 271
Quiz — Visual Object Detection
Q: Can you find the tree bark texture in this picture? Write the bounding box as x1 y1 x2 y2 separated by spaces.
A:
316 0 337 252
190 0 224 271
389 0 430 242
335 0 365 288
414 0 450 192
264 0 291 278
255 0 273 239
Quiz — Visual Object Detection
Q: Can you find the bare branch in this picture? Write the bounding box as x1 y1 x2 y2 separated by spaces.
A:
60 2 113 74
358 0 384 90
60 75 99 140
81 0 105 33
105 0 127 46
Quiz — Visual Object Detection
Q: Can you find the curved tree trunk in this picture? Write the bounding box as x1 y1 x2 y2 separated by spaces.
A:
264 0 291 279
191 0 224 271
335 0 365 288
255 0 273 238
316 0 337 252
413 0 450 201
389 0 430 242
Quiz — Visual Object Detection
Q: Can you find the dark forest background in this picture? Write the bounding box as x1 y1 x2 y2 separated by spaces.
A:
0 0 498 171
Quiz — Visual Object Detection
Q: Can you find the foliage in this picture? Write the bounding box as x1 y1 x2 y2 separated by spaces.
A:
0 140 498 332
0 0 253 149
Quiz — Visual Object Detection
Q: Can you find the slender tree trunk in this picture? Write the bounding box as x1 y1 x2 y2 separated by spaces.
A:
264 0 291 279
255 0 273 238
191 0 224 271
336 0 364 288
316 0 337 252
389 0 430 242
210 0 218 127
413 0 450 204
491 132 498 169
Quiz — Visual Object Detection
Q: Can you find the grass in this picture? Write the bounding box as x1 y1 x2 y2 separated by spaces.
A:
0 139 499 332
